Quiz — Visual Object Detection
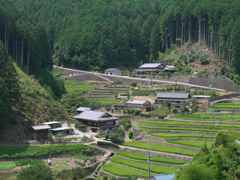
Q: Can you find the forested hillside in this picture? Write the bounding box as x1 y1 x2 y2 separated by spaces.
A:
0 0 52 74
10 0 240 74
0 1 68 143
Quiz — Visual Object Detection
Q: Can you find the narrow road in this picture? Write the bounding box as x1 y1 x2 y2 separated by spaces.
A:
55 66 226 92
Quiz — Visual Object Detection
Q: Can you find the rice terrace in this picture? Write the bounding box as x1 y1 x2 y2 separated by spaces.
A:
1 0 240 180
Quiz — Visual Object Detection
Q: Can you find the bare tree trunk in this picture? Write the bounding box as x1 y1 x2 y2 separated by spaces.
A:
198 17 201 43
4 25 8 53
188 17 191 43
27 44 30 73
21 39 24 66
181 19 184 46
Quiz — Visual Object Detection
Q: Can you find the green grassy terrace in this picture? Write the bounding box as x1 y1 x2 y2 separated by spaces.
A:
64 80 95 95
124 141 197 156
118 151 187 164
210 101 240 111
0 162 16 170
103 151 184 177
175 113 240 121
0 144 97 159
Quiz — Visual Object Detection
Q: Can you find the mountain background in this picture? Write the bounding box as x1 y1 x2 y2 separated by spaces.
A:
1 0 240 142
8 0 240 73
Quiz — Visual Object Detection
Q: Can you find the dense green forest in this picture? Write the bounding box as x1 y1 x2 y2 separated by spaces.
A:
9 0 240 73
0 0 68 142
0 0 52 74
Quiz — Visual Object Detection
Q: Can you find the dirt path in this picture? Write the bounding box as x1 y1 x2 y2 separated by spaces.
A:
0 166 21 174
55 66 226 92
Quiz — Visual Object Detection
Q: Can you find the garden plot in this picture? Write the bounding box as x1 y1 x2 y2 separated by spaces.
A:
103 151 185 177
0 144 103 179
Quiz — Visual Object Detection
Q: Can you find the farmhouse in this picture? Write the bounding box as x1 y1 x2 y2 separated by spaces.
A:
76 107 92 114
155 92 191 112
32 125 51 141
135 63 166 76
105 68 122 76
43 121 62 129
124 100 152 111
50 127 74 136
164 65 176 72
74 111 118 129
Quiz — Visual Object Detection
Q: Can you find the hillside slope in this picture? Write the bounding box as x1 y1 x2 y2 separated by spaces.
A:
0 45 69 143
177 133 240 180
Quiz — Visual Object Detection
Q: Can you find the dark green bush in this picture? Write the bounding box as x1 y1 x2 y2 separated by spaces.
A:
17 161 53 180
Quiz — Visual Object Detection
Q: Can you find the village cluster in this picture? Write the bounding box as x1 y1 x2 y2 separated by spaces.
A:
31 78 210 144
105 62 176 77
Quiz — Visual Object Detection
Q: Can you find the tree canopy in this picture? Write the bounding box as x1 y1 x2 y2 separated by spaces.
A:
6 0 240 74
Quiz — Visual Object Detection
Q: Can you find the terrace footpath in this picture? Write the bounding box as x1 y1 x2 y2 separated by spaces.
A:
119 145 193 161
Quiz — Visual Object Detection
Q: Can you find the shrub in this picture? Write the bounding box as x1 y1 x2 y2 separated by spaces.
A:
176 164 216 180
57 167 94 180
200 54 210 65
17 161 53 180
151 106 169 118
128 131 134 139
108 127 125 144
119 119 132 131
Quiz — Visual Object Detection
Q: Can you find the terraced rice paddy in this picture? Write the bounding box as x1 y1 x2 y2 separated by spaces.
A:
175 112 240 121
103 151 186 177
124 141 197 156
103 110 240 177
211 101 240 111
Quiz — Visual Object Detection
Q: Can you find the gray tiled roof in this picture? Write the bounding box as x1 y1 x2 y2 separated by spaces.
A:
74 111 116 121
157 92 190 99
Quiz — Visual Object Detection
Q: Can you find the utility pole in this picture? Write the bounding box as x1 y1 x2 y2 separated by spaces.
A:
147 151 151 180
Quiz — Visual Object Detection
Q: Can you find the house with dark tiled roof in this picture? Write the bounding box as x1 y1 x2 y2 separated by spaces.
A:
136 63 166 76
74 111 118 129
124 99 152 111
155 92 191 112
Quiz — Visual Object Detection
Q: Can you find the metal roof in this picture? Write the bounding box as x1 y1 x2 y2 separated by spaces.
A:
126 100 150 105
50 127 73 132
32 125 51 131
43 121 62 125
76 107 91 112
105 68 121 72
139 63 163 69
192 95 211 99
157 92 190 99
74 111 116 122
164 65 176 71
